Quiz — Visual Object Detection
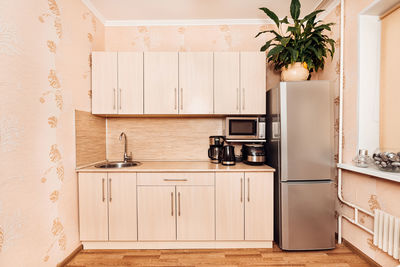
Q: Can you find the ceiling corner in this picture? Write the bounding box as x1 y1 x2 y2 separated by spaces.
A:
81 0 106 24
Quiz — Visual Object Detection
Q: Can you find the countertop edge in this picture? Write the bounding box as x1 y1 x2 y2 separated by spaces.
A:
76 161 275 173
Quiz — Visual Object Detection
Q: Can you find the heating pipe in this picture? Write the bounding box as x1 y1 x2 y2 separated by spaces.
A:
336 0 375 244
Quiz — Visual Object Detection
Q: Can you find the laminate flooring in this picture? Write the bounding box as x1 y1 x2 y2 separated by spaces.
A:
66 244 372 267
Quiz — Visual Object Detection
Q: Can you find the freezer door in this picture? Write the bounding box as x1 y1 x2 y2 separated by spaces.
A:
280 181 335 250
280 81 333 181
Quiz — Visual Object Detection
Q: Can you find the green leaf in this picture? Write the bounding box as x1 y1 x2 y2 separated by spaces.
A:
260 40 273 51
267 45 284 58
255 30 268 38
290 0 301 20
302 10 324 23
259 7 280 27
280 16 289 24
281 37 291 47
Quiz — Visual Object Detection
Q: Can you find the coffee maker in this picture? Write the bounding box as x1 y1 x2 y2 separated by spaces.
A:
208 136 224 164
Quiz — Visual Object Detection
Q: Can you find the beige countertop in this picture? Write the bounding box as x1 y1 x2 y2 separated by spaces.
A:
77 161 275 173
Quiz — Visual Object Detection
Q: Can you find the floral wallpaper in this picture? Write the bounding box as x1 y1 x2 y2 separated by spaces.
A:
105 24 282 89
329 1 400 266
0 0 104 266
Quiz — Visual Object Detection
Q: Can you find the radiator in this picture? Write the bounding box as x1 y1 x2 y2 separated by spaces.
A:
374 209 400 261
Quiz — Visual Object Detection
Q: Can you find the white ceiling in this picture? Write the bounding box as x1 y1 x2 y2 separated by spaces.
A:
83 0 324 25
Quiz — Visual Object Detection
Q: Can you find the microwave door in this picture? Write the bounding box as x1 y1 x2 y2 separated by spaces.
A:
226 117 258 140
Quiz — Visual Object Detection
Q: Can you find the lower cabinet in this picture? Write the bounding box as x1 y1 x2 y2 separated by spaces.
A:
137 184 215 241
216 172 273 241
137 186 176 241
78 172 137 241
176 186 215 240
78 170 273 245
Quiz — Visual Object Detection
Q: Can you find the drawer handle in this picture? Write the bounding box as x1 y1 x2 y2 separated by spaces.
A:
163 179 188 182
102 178 105 202
247 178 250 202
109 178 112 202
178 192 181 216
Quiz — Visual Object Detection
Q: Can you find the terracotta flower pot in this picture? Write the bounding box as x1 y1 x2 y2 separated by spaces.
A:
281 62 309 82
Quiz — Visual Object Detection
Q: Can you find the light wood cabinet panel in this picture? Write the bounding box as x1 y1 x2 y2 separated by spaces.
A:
215 172 245 240
245 172 273 241
108 173 137 241
144 52 179 114
137 172 214 186
92 52 118 114
240 52 266 115
179 52 214 114
137 186 176 241
176 186 215 241
78 173 108 241
214 52 240 114
117 52 143 114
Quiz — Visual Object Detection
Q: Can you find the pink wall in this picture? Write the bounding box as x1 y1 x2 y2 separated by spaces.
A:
105 24 281 89
338 1 400 266
0 0 103 266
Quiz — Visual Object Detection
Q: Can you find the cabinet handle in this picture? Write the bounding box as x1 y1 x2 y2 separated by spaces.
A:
237 88 240 111
178 192 181 216
109 178 112 202
247 178 250 202
174 88 177 110
240 178 243 202
242 88 245 110
171 192 174 216
163 179 188 182
119 88 122 110
102 178 105 202
180 88 183 110
113 88 116 110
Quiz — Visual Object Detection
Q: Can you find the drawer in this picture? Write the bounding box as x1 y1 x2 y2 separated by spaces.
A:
137 172 214 186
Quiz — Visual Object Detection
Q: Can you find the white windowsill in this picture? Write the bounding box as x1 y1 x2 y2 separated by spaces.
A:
338 163 400 183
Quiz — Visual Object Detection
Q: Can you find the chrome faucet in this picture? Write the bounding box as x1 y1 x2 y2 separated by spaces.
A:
119 132 132 162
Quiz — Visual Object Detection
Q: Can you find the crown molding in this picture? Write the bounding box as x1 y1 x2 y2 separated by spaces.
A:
317 0 341 20
81 0 106 24
104 19 274 27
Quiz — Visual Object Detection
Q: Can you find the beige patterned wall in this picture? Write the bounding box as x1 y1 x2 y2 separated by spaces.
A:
105 24 281 90
0 0 104 266
332 1 400 266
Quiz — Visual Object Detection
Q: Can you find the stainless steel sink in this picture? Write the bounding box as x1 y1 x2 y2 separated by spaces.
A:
95 161 141 169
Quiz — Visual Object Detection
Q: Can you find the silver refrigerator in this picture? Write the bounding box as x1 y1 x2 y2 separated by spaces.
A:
266 81 335 251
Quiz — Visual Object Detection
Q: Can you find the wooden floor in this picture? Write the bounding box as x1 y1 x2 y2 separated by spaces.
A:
66 244 372 267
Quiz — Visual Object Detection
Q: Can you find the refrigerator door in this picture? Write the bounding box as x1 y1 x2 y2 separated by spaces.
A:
280 81 333 182
280 181 335 250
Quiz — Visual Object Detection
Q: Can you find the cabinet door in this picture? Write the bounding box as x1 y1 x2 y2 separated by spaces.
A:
240 52 266 114
118 52 143 114
177 186 215 240
137 186 176 241
214 52 240 114
144 52 178 114
179 52 214 114
245 172 273 240
78 173 108 241
216 172 244 240
108 173 137 241
92 52 118 114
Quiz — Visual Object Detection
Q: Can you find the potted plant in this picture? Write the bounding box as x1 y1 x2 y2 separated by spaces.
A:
256 0 335 81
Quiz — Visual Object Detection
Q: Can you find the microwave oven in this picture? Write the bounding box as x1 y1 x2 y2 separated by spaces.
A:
225 117 266 140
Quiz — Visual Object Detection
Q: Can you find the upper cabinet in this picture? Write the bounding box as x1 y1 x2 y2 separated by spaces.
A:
92 52 144 115
92 51 266 115
214 52 266 115
179 52 214 114
144 52 179 114
214 52 241 114
240 52 266 115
